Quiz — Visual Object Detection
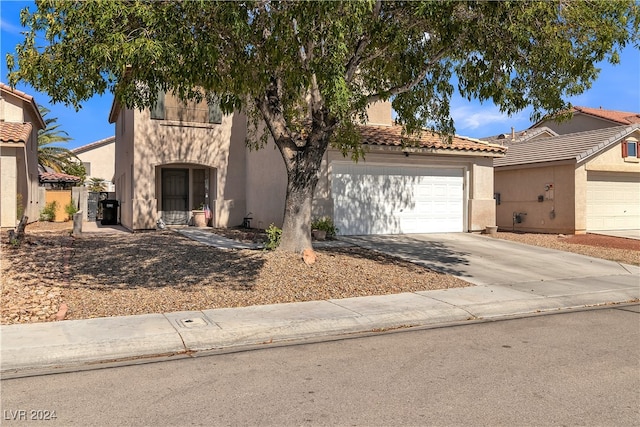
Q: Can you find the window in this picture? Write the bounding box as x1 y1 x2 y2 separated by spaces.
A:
622 139 638 158
83 162 91 176
150 89 222 124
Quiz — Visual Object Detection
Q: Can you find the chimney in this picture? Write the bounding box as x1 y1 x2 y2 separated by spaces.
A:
511 127 515 141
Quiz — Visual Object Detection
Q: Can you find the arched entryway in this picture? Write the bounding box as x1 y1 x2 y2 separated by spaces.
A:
157 165 215 225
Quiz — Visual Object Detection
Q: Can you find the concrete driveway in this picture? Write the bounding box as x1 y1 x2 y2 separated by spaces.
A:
343 233 639 287
589 229 640 240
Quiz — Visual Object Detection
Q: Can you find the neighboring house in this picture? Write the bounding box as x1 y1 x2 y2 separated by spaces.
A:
494 124 640 234
483 126 558 145
531 106 640 135
0 82 45 227
109 93 506 234
72 136 116 191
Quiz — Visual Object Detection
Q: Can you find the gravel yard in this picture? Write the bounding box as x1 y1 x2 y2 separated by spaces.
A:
1 222 638 325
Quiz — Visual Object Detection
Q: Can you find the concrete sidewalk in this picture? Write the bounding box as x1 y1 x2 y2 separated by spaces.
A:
1 230 639 378
2 275 638 377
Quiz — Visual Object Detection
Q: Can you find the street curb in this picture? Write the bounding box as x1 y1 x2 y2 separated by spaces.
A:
2 287 638 377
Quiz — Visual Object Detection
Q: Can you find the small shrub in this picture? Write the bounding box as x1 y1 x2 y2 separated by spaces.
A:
40 201 58 222
311 216 339 239
264 223 282 250
65 198 79 219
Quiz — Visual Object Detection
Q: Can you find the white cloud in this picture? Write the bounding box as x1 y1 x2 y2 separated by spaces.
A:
0 18 24 36
450 101 531 137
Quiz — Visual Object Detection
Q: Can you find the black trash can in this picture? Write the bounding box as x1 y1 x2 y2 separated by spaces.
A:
101 199 119 225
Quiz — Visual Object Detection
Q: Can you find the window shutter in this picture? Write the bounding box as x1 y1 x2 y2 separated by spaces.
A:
208 98 222 124
150 90 165 119
622 141 628 157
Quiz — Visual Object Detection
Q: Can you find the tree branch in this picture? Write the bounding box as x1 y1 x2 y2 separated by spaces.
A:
344 0 382 83
365 46 448 105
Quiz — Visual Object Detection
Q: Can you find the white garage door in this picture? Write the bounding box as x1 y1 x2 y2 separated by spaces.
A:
331 163 464 235
587 172 640 231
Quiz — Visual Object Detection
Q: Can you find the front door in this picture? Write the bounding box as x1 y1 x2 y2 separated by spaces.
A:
162 169 189 224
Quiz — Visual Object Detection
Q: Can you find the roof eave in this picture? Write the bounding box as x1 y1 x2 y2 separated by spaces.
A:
364 144 506 158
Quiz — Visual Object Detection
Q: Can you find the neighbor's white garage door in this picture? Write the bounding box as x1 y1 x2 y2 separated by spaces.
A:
587 172 640 231
331 163 464 235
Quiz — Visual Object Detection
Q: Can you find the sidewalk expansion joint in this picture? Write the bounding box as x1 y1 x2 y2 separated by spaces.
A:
163 313 189 352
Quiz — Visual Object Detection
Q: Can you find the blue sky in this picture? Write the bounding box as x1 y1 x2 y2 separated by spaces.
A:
2 0 639 149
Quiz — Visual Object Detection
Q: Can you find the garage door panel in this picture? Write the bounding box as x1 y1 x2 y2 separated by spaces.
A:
332 164 464 235
587 172 640 231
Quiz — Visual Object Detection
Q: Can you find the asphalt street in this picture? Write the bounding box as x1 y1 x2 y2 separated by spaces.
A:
1 304 638 426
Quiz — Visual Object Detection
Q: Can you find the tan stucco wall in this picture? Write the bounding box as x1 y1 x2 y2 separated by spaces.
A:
114 109 135 229
1 147 19 227
0 93 42 225
585 132 640 173
245 142 287 230
1 99 25 123
495 163 577 233
76 141 116 184
115 108 248 230
365 100 393 126
468 159 498 231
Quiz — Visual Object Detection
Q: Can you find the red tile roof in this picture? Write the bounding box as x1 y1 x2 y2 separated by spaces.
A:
39 171 81 183
0 122 33 144
573 106 640 125
358 125 506 154
0 82 34 102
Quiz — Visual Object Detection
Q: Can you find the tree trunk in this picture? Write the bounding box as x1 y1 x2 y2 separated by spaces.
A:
255 81 335 253
277 136 329 253
278 146 326 253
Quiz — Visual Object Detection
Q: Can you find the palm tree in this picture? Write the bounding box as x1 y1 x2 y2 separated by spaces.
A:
37 106 78 172
88 177 107 192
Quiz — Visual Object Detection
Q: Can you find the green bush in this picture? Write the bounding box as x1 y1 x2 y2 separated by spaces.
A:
311 216 339 239
40 201 58 222
65 198 79 219
264 223 282 250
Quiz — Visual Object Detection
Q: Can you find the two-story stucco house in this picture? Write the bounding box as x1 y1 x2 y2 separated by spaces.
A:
0 82 45 227
109 93 506 234
531 106 640 134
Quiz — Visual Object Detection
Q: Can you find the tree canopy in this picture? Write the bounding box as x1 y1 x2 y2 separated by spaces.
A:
8 0 638 251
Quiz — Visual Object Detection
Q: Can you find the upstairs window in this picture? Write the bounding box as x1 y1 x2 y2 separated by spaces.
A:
150 90 222 124
622 139 638 158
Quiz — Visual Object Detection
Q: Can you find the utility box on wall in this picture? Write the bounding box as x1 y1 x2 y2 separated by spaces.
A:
545 183 554 200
